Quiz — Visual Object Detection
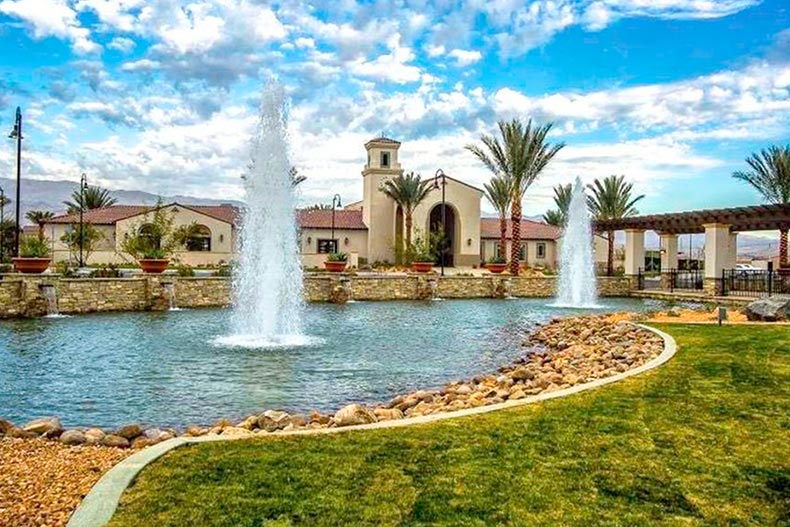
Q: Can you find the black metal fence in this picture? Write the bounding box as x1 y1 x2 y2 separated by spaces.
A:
668 268 704 291
636 268 660 291
721 267 790 297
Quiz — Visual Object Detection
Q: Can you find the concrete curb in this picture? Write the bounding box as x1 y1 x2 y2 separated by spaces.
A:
67 323 676 527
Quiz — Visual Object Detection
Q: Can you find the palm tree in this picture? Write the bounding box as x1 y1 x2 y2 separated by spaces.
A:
467 119 564 274
483 176 512 260
732 145 790 268
25 210 55 241
587 175 645 276
64 185 117 213
542 183 573 227
379 171 433 254
290 167 306 187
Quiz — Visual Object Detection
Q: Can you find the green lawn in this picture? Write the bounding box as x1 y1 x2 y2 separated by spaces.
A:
108 325 790 527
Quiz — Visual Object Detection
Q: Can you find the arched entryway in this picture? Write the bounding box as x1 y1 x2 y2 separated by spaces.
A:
429 204 455 267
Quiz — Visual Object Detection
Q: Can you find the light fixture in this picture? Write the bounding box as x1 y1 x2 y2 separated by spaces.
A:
307 236 312 244
467 238 472 246
219 234 224 243
344 237 349 246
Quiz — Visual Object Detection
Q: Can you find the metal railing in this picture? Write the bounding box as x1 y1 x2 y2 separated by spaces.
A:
668 268 704 291
721 266 790 297
636 268 661 291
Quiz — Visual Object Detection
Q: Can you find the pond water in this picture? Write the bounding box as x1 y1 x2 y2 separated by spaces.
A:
0 298 659 428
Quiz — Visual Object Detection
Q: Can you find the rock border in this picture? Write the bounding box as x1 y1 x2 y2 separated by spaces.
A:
67 323 676 527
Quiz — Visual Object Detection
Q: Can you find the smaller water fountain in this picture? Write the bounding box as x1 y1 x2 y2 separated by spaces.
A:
553 177 599 308
341 278 356 303
428 278 442 301
162 283 179 311
39 284 61 317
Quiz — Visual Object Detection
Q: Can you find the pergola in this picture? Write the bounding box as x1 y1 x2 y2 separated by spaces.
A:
594 203 790 293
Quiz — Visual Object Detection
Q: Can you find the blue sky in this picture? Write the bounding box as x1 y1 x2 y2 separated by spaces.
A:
1 0 789 216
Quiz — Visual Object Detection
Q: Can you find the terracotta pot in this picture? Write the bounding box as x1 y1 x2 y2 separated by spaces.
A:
324 260 347 273
411 261 434 273
12 257 51 274
486 262 507 274
138 259 170 274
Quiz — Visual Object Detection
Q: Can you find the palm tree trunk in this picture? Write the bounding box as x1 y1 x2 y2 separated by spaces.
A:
38 223 45 242
607 230 614 276
499 214 507 261
405 212 413 255
510 199 521 275
780 228 788 269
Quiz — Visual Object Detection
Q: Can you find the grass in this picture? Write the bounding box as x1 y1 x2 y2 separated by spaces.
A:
108 325 790 527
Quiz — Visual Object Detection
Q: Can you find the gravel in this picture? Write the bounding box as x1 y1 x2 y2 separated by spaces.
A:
0 438 130 527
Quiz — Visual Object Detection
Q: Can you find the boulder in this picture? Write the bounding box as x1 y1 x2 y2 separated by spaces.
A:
237 416 259 430
184 425 207 437
746 296 790 322
258 410 290 432
131 436 154 449
101 434 130 448
332 404 378 427
220 426 254 438
7 426 39 439
288 414 308 428
84 428 106 444
310 411 331 425
115 424 143 440
60 429 87 445
373 408 404 421
0 418 13 435
23 417 63 438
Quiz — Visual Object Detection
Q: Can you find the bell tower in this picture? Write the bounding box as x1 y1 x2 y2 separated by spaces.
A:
362 137 403 262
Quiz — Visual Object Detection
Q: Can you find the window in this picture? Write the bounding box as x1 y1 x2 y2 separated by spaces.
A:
186 225 212 252
536 242 546 259
495 244 503 258
520 243 526 261
380 151 390 168
317 239 338 254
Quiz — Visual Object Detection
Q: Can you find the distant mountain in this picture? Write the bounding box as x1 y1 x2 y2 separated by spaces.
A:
0 177 242 225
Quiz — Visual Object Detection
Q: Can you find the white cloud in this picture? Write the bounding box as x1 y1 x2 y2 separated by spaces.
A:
348 34 423 84
447 49 482 67
0 0 100 53
108 36 136 53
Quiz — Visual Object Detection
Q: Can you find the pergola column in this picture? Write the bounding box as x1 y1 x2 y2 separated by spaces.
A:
624 229 645 277
703 223 731 295
659 233 678 290
727 232 738 270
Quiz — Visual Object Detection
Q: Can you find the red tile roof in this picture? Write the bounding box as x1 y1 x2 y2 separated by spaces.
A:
48 203 240 226
297 209 367 230
480 217 560 240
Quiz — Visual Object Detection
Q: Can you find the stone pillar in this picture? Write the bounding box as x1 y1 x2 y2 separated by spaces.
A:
624 229 645 277
659 233 678 290
727 232 738 270
703 223 731 296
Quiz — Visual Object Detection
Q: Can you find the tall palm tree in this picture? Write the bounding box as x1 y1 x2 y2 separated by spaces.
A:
25 210 55 241
379 171 433 254
483 176 512 260
64 185 117 213
587 175 645 276
732 145 790 268
467 119 564 274
290 167 307 187
542 183 573 227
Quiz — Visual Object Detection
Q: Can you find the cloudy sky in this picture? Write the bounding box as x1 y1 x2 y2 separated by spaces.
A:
1 0 789 217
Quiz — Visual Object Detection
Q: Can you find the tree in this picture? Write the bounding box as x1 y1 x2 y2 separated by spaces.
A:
63 185 117 213
121 201 179 260
483 176 512 261
25 210 55 241
732 145 790 268
0 218 15 263
379 172 433 261
587 175 645 276
542 183 572 227
290 167 307 187
60 223 105 264
467 119 564 274
304 203 333 211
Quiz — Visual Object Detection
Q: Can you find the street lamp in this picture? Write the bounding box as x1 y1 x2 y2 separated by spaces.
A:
331 194 342 253
8 107 22 257
433 169 448 277
78 173 88 267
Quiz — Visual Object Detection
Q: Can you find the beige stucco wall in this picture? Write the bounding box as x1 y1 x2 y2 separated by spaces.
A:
480 239 558 268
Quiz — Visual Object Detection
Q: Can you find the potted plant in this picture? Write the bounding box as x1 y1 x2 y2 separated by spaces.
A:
324 252 348 273
486 255 508 274
409 234 435 273
122 201 193 274
13 236 52 274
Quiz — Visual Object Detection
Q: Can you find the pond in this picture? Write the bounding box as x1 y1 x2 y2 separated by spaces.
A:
0 297 659 428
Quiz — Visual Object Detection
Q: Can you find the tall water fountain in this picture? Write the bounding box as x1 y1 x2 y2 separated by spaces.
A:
554 177 599 308
215 84 306 348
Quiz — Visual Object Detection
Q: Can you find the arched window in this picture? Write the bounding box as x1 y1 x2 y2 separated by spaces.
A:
138 223 157 249
186 224 212 252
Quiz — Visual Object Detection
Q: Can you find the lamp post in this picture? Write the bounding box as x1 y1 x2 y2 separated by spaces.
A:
0 185 4 263
330 194 342 253
78 173 88 267
8 107 22 257
433 169 447 277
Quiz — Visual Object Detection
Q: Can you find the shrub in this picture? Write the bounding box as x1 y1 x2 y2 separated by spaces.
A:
55 260 78 277
488 255 507 264
177 264 195 277
326 252 348 262
19 236 50 258
91 265 121 278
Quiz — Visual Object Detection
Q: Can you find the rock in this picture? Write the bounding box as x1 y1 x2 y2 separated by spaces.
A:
0 418 13 435
115 424 142 440
309 411 331 425
258 410 290 432
510 367 535 381
509 389 527 400
131 436 154 449
746 296 790 322
101 434 130 448
288 414 308 428
23 417 63 438
454 384 473 395
7 426 39 439
373 408 404 421
59 430 87 445
143 428 163 440
220 426 254 438
184 425 207 437
84 428 105 444
332 404 378 427
213 418 233 429
237 415 259 430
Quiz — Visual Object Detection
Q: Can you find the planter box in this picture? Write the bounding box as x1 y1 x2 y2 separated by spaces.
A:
12 258 51 274
324 261 347 273
486 263 507 274
138 259 170 274
411 262 434 273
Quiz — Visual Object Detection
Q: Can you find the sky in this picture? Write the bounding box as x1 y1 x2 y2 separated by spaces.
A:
0 0 789 218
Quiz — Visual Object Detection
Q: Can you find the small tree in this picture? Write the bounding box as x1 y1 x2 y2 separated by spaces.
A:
63 185 117 213
379 172 433 259
483 176 512 261
121 202 181 260
542 183 573 227
60 224 105 264
25 210 55 241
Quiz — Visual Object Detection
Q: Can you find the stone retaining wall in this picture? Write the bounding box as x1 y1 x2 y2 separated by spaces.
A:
0 274 633 318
